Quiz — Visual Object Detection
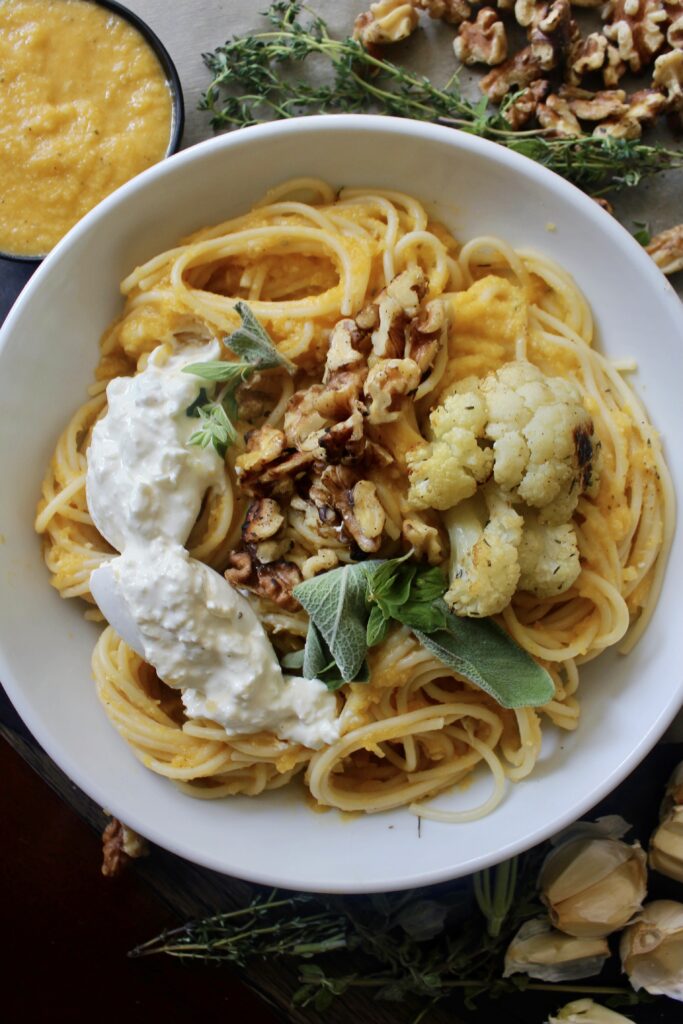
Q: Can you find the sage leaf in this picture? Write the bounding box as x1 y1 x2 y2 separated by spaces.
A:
366 604 389 648
182 360 251 384
414 613 554 709
303 622 336 681
393 600 446 634
228 301 295 372
295 563 377 682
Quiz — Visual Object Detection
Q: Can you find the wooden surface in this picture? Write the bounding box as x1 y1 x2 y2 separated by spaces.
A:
2 2 683 1022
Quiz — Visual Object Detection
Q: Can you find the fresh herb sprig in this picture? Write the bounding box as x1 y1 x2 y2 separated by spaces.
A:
184 301 293 457
200 1 683 194
292 556 554 707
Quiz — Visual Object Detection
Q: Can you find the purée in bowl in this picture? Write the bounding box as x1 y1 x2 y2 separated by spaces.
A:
0 116 681 893
0 0 183 262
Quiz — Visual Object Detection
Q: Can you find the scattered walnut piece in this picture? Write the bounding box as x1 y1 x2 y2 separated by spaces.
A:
603 41 627 85
502 78 549 127
364 358 421 423
538 93 584 134
646 224 683 273
454 8 508 64
653 49 683 109
402 514 446 563
514 0 542 26
101 818 149 878
412 0 473 24
592 196 615 213
594 83 668 134
529 0 579 71
566 31 608 84
568 0 603 7
404 298 447 373
323 318 368 380
668 13 683 48
242 498 285 543
313 467 386 553
354 0 420 47
225 549 303 610
481 45 544 101
561 85 629 119
236 425 286 477
602 0 668 74
365 266 427 358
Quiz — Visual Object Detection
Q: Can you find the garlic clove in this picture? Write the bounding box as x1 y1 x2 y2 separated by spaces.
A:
504 918 610 982
540 837 647 937
649 762 683 883
548 998 635 1023
620 899 683 1002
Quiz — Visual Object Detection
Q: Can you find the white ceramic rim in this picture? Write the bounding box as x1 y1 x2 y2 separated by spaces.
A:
1 115 682 892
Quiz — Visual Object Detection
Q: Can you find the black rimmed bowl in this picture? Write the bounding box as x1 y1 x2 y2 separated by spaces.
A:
0 0 184 277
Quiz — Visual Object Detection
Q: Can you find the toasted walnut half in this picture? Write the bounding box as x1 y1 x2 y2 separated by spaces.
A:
404 298 448 374
101 819 148 878
503 78 549 127
603 0 668 74
603 42 627 85
560 85 629 120
413 0 473 25
323 318 368 380
454 8 508 65
481 46 544 101
668 13 683 48
529 0 579 72
566 31 608 85
312 466 386 553
354 0 420 47
364 358 422 424
243 498 285 543
364 266 427 358
593 86 666 136
653 49 683 109
236 425 286 477
538 94 584 134
225 549 303 611
646 225 683 274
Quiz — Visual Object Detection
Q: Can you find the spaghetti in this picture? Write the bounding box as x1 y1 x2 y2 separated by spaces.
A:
35 179 673 822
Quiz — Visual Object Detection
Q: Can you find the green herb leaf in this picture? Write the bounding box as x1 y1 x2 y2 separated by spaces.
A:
295 563 378 683
228 301 295 372
366 604 390 648
182 360 252 384
632 221 651 246
392 600 446 633
187 402 237 458
185 386 211 418
414 613 554 709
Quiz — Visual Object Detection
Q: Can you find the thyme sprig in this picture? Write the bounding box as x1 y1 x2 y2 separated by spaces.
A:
200 1 683 193
130 856 642 1017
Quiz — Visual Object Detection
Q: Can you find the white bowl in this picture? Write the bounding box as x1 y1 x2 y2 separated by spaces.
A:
1 116 681 893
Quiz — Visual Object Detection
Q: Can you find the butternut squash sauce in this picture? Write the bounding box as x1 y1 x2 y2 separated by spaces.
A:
0 0 173 256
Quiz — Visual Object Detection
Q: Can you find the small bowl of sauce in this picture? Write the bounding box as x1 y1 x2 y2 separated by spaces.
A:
0 0 184 263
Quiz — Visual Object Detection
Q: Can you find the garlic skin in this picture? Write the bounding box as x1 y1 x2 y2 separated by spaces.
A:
539 836 647 938
649 761 683 883
620 900 683 1002
504 918 610 982
548 998 635 1023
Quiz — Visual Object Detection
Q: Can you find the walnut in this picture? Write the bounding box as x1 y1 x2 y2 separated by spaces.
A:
225 549 302 611
402 514 446 564
318 400 367 463
364 267 427 358
502 78 549 127
561 85 629 119
566 31 608 84
594 84 667 135
529 0 579 71
101 818 148 878
668 13 683 48
592 196 615 214
353 0 420 47
284 367 367 457
653 49 683 109
568 0 603 6
481 46 544 101
364 358 421 424
603 42 627 84
323 318 368 381
404 298 448 373
235 425 286 476
313 467 386 553
592 113 642 136
412 0 473 24
243 498 285 543
646 224 683 274
454 9 508 65
602 0 668 74
538 94 584 134
514 0 542 25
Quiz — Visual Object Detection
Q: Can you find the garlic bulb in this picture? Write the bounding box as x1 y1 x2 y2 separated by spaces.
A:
548 998 635 1023
504 918 610 982
539 834 647 938
620 899 683 1002
649 761 683 883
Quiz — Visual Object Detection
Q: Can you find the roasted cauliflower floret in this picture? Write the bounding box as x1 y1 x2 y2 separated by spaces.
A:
518 515 581 598
444 487 524 617
480 361 598 523
406 390 493 510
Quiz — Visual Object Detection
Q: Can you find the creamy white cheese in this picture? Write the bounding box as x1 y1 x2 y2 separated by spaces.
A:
86 342 340 750
86 342 226 552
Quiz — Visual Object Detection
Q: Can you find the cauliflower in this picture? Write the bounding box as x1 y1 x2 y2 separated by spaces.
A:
480 361 598 524
518 515 581 598
444 486 524 617
406 389 494 510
